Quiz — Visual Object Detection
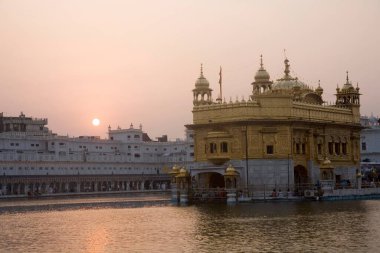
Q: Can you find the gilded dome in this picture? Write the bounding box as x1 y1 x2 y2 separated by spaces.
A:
225 164 238 176
169 164 180 175
320 158 334 169
226 164 236 173
176 167 189 177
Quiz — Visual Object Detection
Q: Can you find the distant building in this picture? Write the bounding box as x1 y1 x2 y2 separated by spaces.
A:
0 112 194 195
186 57 362 192
360 115 380 177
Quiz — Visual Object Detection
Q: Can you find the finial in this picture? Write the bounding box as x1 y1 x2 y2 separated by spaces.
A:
284 58 290 77
200 63 204 77
318 80 321 87
260 54 263 68
346 70 349 83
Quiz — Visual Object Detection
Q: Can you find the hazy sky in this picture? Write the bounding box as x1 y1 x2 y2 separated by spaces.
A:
0 0 379 139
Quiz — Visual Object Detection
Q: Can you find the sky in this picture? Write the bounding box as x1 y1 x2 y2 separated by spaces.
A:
0 0 379 140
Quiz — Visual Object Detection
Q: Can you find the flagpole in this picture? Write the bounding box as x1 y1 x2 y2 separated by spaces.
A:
219 66 222 102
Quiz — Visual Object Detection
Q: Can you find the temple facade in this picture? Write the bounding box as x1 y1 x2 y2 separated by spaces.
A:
186 56 362 193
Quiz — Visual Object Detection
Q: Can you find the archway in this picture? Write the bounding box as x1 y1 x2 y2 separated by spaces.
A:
209 173 225 188
294 165 309 194
196 172 225 189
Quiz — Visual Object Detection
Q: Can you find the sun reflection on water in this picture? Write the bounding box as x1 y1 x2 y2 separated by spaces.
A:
84 227 109 253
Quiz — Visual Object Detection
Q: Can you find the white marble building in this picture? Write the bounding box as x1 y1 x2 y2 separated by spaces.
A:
360 115 380 174
0 112 194 195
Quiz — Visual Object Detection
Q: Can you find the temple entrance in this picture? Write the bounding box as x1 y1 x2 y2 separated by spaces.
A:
209 173 225 188
294 165 309 195
195 172 225 188
192 172 226 202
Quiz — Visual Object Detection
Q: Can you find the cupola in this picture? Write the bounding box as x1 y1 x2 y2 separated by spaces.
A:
251 55 273 98
193 64 213 106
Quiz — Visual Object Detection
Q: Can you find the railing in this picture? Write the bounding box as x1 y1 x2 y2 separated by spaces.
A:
191 188 228 201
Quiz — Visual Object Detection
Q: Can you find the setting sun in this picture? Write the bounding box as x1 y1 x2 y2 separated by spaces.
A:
92 118 100 126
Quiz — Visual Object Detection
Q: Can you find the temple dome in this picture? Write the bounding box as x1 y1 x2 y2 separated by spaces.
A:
272 58 310 92
255 68 270 81
341 71 355 92
272 78 309 90
195 64 210 89
254 55 271 82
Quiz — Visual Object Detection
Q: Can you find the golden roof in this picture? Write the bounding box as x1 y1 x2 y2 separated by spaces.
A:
320 158 334 169
176 167 190 177
224 164 239 176
168 164 180 175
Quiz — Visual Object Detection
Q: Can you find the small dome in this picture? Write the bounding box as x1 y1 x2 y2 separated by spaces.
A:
255 68 270 81
176 167 190 177
168 164 180 175
195 64 210 89
341 82 354 91
226 164 236 173
322 158 331 165
225 164 239 176
315 81 323 94
341 71 354 91
254 55 270 81
320 158 334 169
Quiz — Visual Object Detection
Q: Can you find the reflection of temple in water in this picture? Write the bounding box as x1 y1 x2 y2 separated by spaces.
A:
172 56 362 202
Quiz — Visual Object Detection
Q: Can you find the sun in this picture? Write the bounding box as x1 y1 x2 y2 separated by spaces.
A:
92 118 100 126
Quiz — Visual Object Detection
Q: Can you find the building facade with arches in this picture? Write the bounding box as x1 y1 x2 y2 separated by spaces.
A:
0 113 194 196
186 56 362 193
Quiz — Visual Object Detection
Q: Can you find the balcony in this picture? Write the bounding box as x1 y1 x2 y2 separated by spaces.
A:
206 152 231 165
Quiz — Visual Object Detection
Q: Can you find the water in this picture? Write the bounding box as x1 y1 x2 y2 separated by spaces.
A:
1 196 380 252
